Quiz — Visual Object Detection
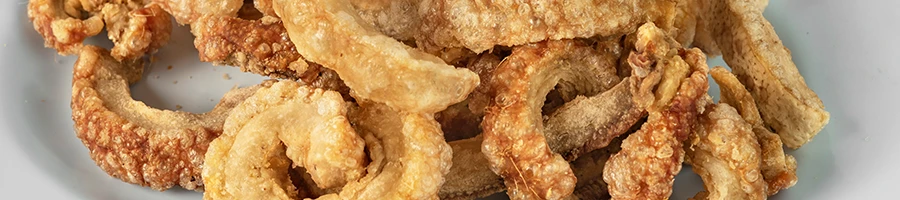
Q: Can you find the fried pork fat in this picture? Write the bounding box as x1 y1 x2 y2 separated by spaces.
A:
603 23 711 200
29 0 172 61
71 46 261 191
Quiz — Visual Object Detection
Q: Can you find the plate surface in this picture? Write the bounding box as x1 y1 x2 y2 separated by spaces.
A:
1 0 898 199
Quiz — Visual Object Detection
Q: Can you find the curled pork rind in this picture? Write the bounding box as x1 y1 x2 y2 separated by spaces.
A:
274 0 480 113
203 85 452 199
29 0 172 61
686 103 767 200
603 23 711 200
71 46 261 191
480 39 624 199
329 101 453 199
203 81 368 199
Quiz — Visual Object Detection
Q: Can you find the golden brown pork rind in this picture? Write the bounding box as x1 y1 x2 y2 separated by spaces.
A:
711 66 797 195
28 0 104 55
480 39 626 199
156 0 318 81
418 0 679 53
686 103 767 200
702 0 830 148
190 16 309 80
685 103 768 200
603 23 710 200
71 46 261 191
29 0 172 61
101 3 172 61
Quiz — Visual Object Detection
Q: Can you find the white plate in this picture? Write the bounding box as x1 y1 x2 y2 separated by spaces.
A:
2 0 898 199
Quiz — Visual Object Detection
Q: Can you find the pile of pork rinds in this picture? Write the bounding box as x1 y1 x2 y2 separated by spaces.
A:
31 0 831 199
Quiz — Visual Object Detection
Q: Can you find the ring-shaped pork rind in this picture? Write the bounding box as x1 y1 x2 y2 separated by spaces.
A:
203 81 368 199
481 39 627 199
71 46 261 191
204 88 452 199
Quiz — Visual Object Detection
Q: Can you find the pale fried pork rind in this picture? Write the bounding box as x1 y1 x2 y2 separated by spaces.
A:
440 135 504 200
418 0 679 52
28 0 172 61
153 0 243 24
481 39 621 199
351 0 420 42
440 131 627 200
710 66 797 195
545 77 645 161
320 101 452 199
202 81 368 199
603 23 710 200
203 93 452 200
686 103 767 200
702 0 830 148
71 46 260 191
274 0 479 113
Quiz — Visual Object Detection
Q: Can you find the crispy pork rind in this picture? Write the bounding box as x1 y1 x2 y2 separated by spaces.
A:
440 129 628 200
202 81 367 199
29 0 172 61
603 23 710 200
686 103 767 200
480 39 625 199
190 15 310 80
326 101 452 199
702 0 830 148
274 0 480 113
418 0 679 52
153 0 243 25
204 88 452 199
155 0 318 81
710 66 798 195
71 46 260 191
